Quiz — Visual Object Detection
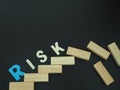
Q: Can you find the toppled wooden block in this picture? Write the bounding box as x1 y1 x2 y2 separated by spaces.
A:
87 41 110 60
51 56 75 65
38 65 62 74
108 42 120 67
93 61 114 86
9 82 34 90
24 73 49 82
66 46 91 61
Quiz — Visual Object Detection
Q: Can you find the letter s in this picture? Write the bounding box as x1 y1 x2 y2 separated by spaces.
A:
36 50 48 63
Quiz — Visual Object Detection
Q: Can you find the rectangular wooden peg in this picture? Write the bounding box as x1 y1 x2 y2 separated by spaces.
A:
87 41 110 60
67 46 91 61
93 61 114 86
51 56 75 65
24 73 49 82
38 65 62 74
108 42 120 67
9 82 34 90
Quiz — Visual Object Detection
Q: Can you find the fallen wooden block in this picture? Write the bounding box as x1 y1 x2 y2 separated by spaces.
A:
66 46 91 61
9 82 34 90
51 56 75 65
38 65 62 74
108 42 120 67
93 61 114 86
24 73 49 82
87 41 110 60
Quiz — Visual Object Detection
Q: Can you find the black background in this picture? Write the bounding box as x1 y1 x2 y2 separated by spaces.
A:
0 0 120 90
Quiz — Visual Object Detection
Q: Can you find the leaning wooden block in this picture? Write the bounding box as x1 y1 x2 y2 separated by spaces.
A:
67 46 91 61
9 82 34 90
51 56 75 65
38 65 62 74
93 61 114 86
24 73 49 82
108 42 120 67
87 41 110 60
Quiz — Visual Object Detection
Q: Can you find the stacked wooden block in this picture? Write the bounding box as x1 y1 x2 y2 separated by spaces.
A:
9 41 120 90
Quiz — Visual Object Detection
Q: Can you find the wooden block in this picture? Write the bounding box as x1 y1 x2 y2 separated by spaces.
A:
38 65 62 74
93 61 114 86
51 56 75 65
66 46 91 61
108 42 120 67
87 41 110 60
9 82 34 90
24 73 48 82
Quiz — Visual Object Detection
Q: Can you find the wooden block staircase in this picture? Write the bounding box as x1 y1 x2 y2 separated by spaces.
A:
9 56 75 90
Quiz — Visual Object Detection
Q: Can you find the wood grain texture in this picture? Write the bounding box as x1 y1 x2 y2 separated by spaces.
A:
66 46 91 61
51 56 75 65
93 61 114 86
38 65 62 73
9 82 34 90
24 73 49 82
87 41 110 60
108 42 120 67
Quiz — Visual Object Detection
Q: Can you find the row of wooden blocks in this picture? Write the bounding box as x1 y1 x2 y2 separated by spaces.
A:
68 41 120 66
9 41 120 90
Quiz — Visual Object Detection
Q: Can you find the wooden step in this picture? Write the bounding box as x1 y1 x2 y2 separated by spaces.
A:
93 61 114 86
51 56 75 65
67 46 91 61
108 42 120 67
24 73 49 82
87 41 110 60
9 82 34 90
38 65 62 74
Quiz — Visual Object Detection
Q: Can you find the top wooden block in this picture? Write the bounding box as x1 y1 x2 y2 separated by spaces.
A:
9 82 34 90
87 41 110 60
51 56 75 65
108 42 120 66
67 46 91 61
